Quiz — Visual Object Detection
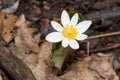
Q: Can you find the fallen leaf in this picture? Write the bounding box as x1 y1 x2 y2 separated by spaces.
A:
1 15 17 43
0 11 6 34
15 14 40 54
97 52 120 72
32 41 52 80
90 55 119 80
14 14 52 80
53 17 60 22
40 18 50 26
60 55 119 80
12 41 53 80
12 14 54 80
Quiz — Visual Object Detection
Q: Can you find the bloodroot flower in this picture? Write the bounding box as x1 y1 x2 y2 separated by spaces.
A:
46 10 92 49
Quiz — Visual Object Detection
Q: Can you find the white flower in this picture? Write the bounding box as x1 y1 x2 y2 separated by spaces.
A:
46 10 92 49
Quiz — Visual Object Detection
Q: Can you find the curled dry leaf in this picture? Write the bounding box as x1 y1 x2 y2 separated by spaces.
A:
90 55 119 80
2 15 17 43
15 14 40 54
60 55 119 80
97 52 120 72
0 11 17 43
32 41 53 80
13 14 53 80
13 41 53 80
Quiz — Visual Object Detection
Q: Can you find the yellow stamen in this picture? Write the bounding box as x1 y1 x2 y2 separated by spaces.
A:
62 25 78 39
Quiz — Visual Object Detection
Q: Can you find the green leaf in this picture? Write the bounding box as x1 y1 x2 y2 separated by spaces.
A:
68 8 85 22
49 42 70 70
68 8 77 18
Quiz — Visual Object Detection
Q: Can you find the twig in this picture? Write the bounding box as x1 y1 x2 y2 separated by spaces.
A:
86 31 120 40
87 41 90 56
90 43 120 53
81 31 120 54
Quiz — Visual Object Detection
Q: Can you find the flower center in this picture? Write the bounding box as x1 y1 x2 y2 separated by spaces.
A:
62 25 78 40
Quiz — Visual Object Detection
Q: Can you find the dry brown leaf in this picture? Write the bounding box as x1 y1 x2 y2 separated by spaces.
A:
1 15 17 43
13 14 54 80
60 55 119 80
19 41 53 80
0 11 6 34
15 14 40 54
24 42 52 80
31 41 53 80
0 11 17 43
53 17 60 22
97 52 120 71
13 40 53 80
61 57 103 80
40 18 50 26
90 55 119 80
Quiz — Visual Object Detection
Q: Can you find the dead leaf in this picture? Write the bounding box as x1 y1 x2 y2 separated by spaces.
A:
1 15 17 43
40 18 50 26
97 52 120 72
31 41 52 80
12 40 53 80
53 17 60 22
15 14 40 54
60 55 119 80
0 11 6 34
12 14 54 80
61 57 103 80
90 55 119 80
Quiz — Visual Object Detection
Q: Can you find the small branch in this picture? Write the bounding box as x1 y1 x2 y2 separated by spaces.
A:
81 31 120 54
87 31 120 40
86 41 90 56
0 36 36 80
90 43 120 53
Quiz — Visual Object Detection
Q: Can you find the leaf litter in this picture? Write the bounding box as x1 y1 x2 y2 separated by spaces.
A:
0 0 119 80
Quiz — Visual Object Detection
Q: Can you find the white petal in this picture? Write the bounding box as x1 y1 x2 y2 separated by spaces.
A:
70 13 78 26
76 20 92 33
51 21 63 32
61 10 70 26
62 38 69 48
76 34 88 40
46 32 63 42
69 40 79 49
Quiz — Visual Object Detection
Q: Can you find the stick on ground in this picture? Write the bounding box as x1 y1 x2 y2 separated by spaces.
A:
0 36 36 80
